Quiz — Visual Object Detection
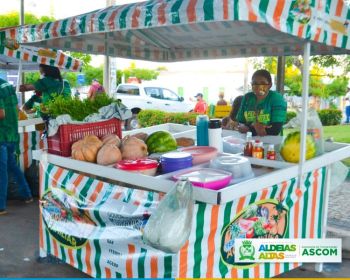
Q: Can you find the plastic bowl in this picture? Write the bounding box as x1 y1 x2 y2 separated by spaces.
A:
179 146 218 165
223 136 245 154
210 155 253 179
115 159 159 176
173 168 232 190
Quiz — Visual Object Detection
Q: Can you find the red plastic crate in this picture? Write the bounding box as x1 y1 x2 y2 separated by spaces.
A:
47 118 122 157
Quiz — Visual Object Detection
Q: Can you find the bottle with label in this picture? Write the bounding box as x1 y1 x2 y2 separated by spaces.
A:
243 131 253 157
252 140 264 159
266 144 276 160
196 115 209 146
208 119 223 152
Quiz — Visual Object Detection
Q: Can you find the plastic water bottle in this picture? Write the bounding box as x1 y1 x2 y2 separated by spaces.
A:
196 115 209 146
208 119 223 152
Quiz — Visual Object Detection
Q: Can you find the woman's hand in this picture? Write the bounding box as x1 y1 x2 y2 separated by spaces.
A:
253 122 268 136
238 124 250 133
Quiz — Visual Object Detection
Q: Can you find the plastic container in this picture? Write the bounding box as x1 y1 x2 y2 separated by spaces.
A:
208 119 223 152
222 136 245 154
173 168 232 190
160 152 193 173
47 118 122 157
210 155 254 182
179 146 218 165
196 115 209 146
115 159 159 176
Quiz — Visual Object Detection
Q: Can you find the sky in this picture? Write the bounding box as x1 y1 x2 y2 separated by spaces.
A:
0 0 246 71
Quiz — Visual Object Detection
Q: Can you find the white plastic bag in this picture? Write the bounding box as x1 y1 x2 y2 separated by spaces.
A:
143 178 194 253
330 161 349 192
284 108 324 155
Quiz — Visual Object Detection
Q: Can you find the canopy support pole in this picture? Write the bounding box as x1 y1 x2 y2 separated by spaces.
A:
276 56 286 94
298 42 310 184
103 34 110 94
18 0 25 104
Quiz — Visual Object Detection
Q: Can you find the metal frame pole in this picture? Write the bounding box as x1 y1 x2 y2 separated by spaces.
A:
277 56 286 94
298 41 311 184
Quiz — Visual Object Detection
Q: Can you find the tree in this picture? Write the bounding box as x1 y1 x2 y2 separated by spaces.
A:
0 12 55 28
253 56 349 98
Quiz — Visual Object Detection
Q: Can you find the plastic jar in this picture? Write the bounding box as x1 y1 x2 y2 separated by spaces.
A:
208 119 223 152
160 152 193 173
252 140 264 159
115 159 159 176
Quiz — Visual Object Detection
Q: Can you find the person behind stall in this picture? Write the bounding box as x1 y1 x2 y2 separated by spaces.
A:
0 78 33 215
216 91 228 105
20 64 71 112
87 79 105 100
236 69 287 136
193 93 208 114
222 95 243 129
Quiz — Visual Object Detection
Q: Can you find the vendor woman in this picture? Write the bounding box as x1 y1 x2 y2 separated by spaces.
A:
237 69 287 136
20 64 71 112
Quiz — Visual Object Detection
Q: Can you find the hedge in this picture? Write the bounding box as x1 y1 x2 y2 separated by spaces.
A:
317 109 342 126
137 109 343 128
138 110 198 127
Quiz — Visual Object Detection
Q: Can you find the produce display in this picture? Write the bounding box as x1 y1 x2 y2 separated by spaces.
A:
145 131 177 154
121 136 148 160
45 94 118 121
71 135 103 163
280 131 317 163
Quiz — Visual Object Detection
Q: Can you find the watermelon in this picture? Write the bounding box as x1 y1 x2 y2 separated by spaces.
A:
280 131 316 163
146 131 177 154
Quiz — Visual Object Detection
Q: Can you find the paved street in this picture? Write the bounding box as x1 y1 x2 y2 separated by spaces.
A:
0 179 350 278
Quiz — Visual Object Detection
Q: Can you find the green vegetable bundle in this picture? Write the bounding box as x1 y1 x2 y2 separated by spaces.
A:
45 94 119 121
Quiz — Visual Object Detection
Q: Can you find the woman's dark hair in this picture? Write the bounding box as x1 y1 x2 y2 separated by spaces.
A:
252 69 272 84
230 95 244 121
39 64 62 81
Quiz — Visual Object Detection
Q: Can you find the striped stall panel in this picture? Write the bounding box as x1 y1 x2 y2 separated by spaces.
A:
17 130 46 171
2 0 350 61
0 43 83 71
39 162 326 278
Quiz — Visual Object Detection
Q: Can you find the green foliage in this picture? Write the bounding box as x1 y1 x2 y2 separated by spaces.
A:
65 51 92 67
46 94 117 121
317 109 342 126
0 12 55 28
286 111 297 123
83 66 103 85
325 77 348 97
123 66 159 81
137 110 198 127
24 72 40 84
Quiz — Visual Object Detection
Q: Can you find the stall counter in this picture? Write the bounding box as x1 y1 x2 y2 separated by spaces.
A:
33 124 350 278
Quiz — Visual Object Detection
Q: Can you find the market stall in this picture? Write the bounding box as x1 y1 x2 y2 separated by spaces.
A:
0 32 83 171
5 0 350 278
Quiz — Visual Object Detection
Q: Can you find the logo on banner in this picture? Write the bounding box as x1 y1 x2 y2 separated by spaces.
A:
41 190 96 249
239 240 255 261
220 198 288 267
4 38 20 50
291 0 312 24
234 239 341 263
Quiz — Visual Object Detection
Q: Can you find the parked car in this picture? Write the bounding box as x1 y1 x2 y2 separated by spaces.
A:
113 83 193 129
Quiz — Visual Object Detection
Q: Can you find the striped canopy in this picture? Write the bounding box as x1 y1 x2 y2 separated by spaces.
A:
1 0 350 62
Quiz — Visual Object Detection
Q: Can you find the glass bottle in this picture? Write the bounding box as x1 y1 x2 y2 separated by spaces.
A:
252 140 264 159
266 144 276 160
243 131 253 157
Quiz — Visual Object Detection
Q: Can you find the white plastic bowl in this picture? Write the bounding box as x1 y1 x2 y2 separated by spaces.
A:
210 155 253 180
222 136 245 154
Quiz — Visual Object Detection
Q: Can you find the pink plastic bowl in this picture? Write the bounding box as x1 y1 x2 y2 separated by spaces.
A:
179 146 218 165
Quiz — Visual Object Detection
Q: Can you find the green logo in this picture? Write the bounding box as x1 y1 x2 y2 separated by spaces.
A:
239 240 255 261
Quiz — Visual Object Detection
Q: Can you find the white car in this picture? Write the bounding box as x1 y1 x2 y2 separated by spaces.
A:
113 84 193 129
